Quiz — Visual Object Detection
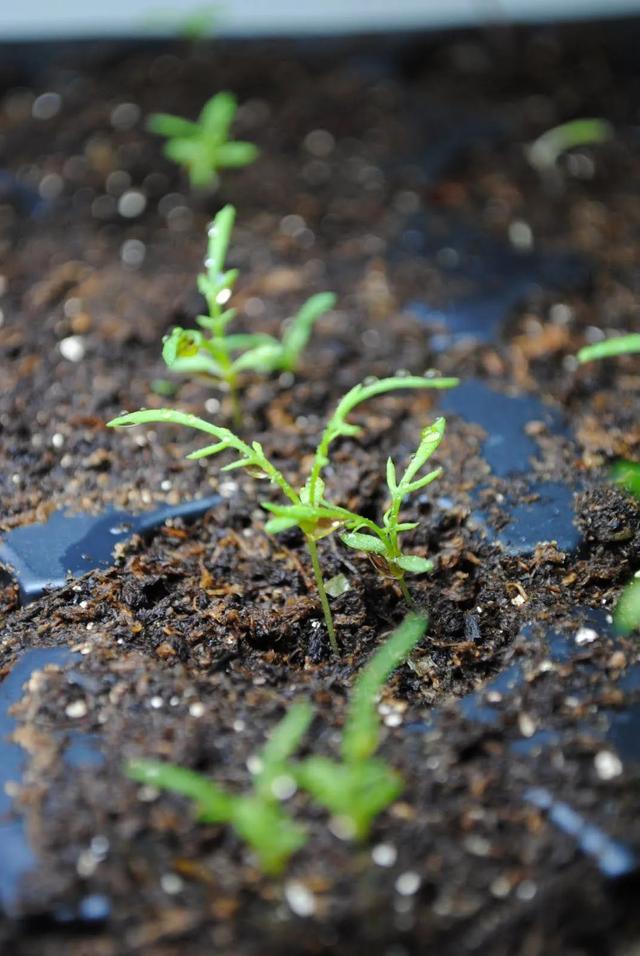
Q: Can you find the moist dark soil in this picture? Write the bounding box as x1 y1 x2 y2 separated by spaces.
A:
1 19 640 956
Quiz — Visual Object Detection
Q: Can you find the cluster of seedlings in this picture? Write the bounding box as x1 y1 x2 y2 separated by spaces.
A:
103 87 457 870
108 174 457 651
104 91 633 872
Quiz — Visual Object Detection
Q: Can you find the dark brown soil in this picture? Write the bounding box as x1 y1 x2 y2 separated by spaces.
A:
1 20 640 956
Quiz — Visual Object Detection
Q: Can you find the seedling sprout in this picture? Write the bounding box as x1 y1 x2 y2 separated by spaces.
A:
149 92 258 190
526 118 612 174
161 204 335 426
296 612 427 839
128 701 313 874
577 335 640 634
108 376 457 652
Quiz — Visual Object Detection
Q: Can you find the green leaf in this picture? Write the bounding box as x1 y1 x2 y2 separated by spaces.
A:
340 531 387 556
325 573 351 598
386 457 397 494
162 327 204 366
578 335 640 364
258 701 314 793
108 407 225 435
166 354 224 378
612 460 640 499
393 555 434 575
280 292 336 370
264 515 299 534
342 613 427 764
399 418 445 489
164 136 203 168
296 756 402 841
295 757 352 825
148 113 200 138
186 442 230 460
126 758 233 822
223 333 277 352
232 796 307 874
231 343 284 374
150 378 179 398
205 204 236 278
216 141 260 168
527 118 612 171
614 577 640 635
405 466 443 495
199 91 237 141
263 502 343 524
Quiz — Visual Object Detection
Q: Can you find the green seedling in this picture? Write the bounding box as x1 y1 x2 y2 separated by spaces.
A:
615 575 640 635
575 338 640 634
127 700 313 875
161 203 335 426
611 460 640 635
296 612 427 840
340 418 445 605
526 118 612 174
149 92 258 190
143 4 220 41
108 375 457 653
612 460 640 499
578 334 640 364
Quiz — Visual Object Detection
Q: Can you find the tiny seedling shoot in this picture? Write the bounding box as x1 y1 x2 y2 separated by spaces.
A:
128 701 313 874
339 418 445 605
296 612 427 840
577 336 640 634
577 334 640 364
108 376 457 653
161 203 335 426
148 91 258 190
526 117 612 175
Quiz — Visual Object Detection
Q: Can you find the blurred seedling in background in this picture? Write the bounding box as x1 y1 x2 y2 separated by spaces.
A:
128 701 313 874
296 613 427 840
108 375 457 653
127 614 426 870
578 336 640 634
143 4 220 42
339 418 445 605
148 92 258 190
161 204 335 426
578 334 640 364
526 117 612 176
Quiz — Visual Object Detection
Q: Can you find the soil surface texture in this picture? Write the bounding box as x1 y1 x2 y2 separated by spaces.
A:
1 20 640 956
